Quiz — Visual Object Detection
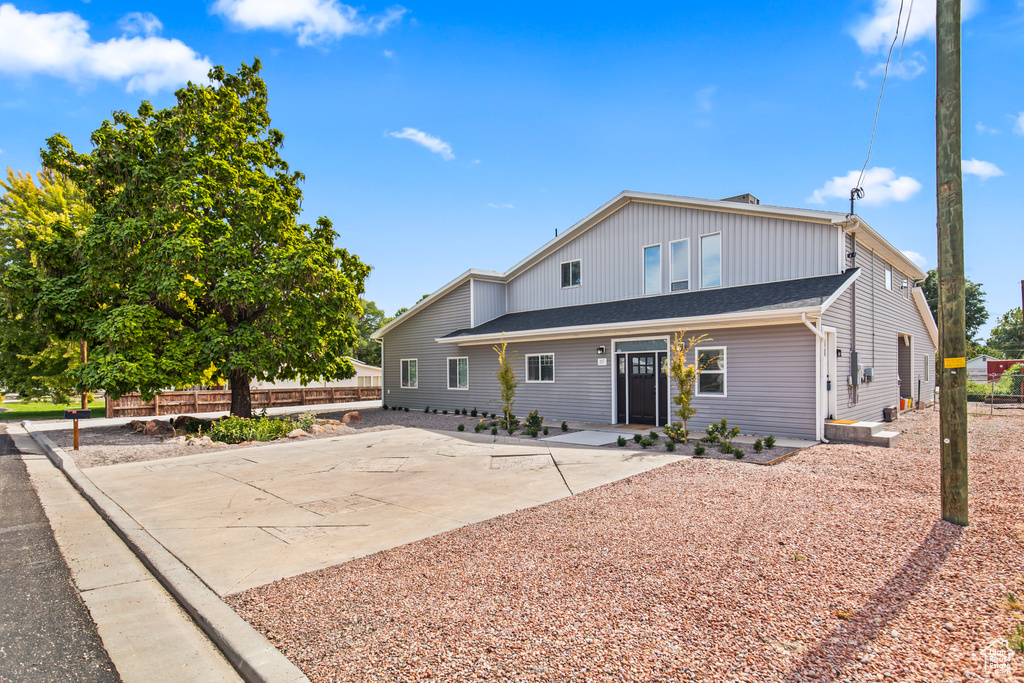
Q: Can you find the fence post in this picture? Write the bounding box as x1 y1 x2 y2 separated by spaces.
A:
153 392 160 417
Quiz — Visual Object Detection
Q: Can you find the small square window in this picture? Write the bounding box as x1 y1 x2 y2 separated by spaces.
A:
561 260 581 288
526 354 555 382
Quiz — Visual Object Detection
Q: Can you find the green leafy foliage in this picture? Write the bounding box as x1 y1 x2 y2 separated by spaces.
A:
494 338 520 434
633 433 642 443
524 409 543 432
295 411 316 431
561 421 568 432
694 444 706 455
208 415 292 443
41 60 369 417
617 435 626 447
921 269 988 342
350 299 386 367
753 438 764 452
663 423 688 443
457 423 465 432
765 435 776 449
640 437 652 448
649 430 659 441
988 308 1023 358
665 440 675 452
490 427 497 436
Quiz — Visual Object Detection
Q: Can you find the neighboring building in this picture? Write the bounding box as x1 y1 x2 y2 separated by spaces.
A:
966 354 999 381
986 359 1024 382
371 191 938 440
249 357 381 390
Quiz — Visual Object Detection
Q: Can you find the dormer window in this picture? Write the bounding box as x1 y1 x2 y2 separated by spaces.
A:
561 260 581 288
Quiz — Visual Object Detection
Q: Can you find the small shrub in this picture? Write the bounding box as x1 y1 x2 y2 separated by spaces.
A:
617 436 627 447
649 430 659 441
491 412 497 419
524 409 543 432
640 437 653 448
208 416 292 444
1008 622 1024 655
543 426 549 436
561 421 568 432
470 408 478 417
382 403 388 410
719 442 732 454
490 427 498 436
665 440 675 452
664 422 688 443
432 408 437 414
474 423 482 433
442 410 448 415
404 407 409 412
179 417 213 434
424 406 430 413
529 427 539 438
633 433 642 443
694 444 706 455
753 438 763 452
457 423 465 432
765 435 777 449
295 411 316 431
734 448 745 460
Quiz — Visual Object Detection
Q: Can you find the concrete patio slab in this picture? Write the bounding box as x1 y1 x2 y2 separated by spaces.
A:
540 430 622 446
82 427 682 596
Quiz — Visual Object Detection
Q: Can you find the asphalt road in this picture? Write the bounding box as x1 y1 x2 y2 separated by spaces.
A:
0 430 120 682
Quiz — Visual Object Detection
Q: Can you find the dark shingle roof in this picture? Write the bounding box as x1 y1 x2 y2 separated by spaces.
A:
443 269 858 339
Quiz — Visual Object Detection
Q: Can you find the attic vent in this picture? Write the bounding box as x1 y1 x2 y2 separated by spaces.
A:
721 193 760 205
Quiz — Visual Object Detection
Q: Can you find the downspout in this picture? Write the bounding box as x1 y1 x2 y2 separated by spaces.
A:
803 313 829 442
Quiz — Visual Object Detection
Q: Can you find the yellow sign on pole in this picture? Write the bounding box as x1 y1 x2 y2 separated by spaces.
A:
944 357 966 369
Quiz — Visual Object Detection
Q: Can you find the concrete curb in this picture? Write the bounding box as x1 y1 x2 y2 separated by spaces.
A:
23 421 310 683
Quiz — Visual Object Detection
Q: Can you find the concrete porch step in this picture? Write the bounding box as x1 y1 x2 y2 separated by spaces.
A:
824 420 900 448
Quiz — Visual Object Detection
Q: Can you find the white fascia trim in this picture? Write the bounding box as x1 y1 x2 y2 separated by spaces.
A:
434 307 821 345
841 216 926 281
818 268 861 314
371 268 505 340
912 287 940 348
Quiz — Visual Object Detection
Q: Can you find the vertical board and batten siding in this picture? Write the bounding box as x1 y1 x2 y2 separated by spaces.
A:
382 282 471 408
471 279 506 327
506 201 840 313
821 235 937 422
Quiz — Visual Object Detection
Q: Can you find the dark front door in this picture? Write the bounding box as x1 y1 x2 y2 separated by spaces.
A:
657 351 668 426
628 353 657 425
616 355 627 423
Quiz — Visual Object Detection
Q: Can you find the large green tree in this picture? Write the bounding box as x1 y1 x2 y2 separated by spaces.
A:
920 269 989 342
42 60 370 417
0 169 95 398
988 308 1023 358
350 299 386 367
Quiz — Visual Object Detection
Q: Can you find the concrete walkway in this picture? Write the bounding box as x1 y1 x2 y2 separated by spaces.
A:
81 427 684 596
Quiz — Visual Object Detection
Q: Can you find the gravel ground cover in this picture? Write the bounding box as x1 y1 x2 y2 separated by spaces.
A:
230 410 1024 682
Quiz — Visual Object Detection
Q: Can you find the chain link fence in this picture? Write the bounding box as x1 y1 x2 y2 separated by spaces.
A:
942 371 1024 416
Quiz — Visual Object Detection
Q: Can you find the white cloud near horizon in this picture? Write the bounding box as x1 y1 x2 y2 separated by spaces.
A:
869 51 926 80
851 0 978 53
976 121 999 135
387 127 454 161
487 202 513 209
902 250 928 268
962 158 1004 179
808 167 922 205
211 0 407 46
0 4 210 93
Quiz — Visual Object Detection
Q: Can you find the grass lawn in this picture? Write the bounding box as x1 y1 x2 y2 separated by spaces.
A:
0 398 106 421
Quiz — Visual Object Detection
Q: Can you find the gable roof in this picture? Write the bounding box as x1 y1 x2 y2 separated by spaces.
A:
438 270 859 344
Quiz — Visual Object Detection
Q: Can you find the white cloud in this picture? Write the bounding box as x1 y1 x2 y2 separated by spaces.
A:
383 49 394 58
869 51 926 80
387 127 454 160
902 250 928 268
808 167 922 205
0 5 210 93
853 71 868 89
212 0 407 46
976 122 999 135
487 203 513 209
694 86 715 113
851 0 978 53
962 158 1004 179
1015 111 1024 136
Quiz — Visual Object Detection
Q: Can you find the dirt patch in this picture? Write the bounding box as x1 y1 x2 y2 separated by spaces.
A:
230 410 1024 681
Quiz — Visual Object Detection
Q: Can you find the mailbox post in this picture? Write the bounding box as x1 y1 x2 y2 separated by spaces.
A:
64 409 92 451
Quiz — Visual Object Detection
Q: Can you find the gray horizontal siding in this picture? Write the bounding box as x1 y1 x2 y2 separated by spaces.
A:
821 235 936 422
472 279 506 327
506 201 841 313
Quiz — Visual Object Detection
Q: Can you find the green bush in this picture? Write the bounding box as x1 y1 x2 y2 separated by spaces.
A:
664 422 688 443
524 409 543 432
490 427 498 436
457 423 465 432
617 436 627 447
694 444 706 456
640 437 653 448
442 409 448 415
665 440 675 452
382 403 388 410
633 433 642 443
432 408 437 414
561 421 568 432
543 426 549 436
734 448 745 460
474 423 482 432
753 438 763 453
765 435 776 449
649 430 659 441
424 406 430 413
208 416 292 444
404 407 409 412
470 408 477 417
179 417 213 434
294 411 316 431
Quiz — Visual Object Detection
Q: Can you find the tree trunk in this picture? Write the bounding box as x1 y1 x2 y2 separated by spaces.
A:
230 370 253 418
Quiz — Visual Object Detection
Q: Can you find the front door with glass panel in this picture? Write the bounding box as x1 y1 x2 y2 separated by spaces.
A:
614 339 669 426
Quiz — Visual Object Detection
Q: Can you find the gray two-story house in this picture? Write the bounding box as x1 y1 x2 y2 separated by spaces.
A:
371 191 938 441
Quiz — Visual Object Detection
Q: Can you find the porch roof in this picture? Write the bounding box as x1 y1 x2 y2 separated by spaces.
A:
438 269 859 344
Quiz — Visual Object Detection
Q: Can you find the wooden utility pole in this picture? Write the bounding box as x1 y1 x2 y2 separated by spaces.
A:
936 0 968 526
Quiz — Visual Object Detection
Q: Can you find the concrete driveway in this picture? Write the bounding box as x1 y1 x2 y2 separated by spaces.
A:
84 428 683 596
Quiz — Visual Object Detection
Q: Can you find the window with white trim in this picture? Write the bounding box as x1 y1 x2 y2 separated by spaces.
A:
400 359 417 388
447 357 469 390
700 233 721 288
560 260 581 288
526 353 554 382
696 347 726 396
670 239 689 292
643 245 661 295
884 263 892 291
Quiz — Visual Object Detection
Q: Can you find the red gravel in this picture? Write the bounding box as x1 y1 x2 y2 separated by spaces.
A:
230 410 1024 681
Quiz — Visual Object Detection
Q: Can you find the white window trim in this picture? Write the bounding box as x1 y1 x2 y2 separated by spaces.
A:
446 356 469 390
525 353 555 383
699 232 722 290
884 263 893 291
400 358 418 389
642 243 662 296
560 259 582 289
695 346 727 397
669 238 690 292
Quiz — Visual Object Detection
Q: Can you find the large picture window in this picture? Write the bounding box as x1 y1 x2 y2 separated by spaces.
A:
670 239 689 292
696 348 726 396
447 357 469 390
400 359 418 388
526 353 555 382
560 260 581 288
643 245 661 295
701 233 721 288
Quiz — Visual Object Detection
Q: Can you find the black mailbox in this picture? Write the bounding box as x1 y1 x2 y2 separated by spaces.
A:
64 409 92 420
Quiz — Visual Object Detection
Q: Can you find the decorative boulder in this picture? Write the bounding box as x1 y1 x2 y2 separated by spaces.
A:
287 429 309 438
127 420 147 433
309 424 327 434
172 415 195 430
143 420 176 438
341 411 361 425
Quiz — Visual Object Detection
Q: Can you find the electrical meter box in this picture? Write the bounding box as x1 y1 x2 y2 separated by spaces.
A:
850 351 861 385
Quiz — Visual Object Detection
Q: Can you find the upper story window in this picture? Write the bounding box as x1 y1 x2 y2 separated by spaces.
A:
643 244 661 295
670 239 689 292
400 359 418 388
560 260 581 288
447 357 468 390
700 233 721 288
884 263 893 291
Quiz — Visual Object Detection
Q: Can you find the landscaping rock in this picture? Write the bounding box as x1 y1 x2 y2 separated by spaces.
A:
143 420 175 438
163 435 187 444
309 424 327 434
341 411 361 424
186 436 213 446
287 429 309 439
172 415 195 430
126 420 147 433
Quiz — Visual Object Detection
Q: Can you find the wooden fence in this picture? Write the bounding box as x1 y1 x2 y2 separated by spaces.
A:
105 386 382 419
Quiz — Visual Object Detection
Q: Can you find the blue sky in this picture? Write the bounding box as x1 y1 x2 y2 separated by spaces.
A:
1 0 1021 338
